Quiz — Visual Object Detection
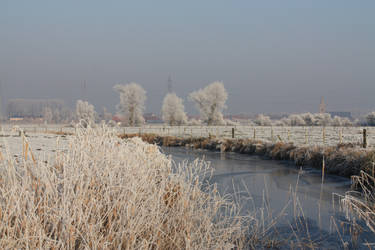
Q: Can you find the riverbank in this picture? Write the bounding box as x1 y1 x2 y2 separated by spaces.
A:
119 133 375 179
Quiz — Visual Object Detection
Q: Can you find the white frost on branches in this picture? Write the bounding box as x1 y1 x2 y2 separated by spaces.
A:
161 93 188 125
254 114 272 126
76 100 96 127
274 113 353 127
189 81 228 125
114 83 146 126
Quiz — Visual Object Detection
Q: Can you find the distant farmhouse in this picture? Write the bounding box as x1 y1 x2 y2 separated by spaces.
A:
144 113 163 124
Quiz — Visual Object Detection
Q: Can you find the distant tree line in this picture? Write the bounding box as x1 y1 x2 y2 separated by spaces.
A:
7 99 73 123
6 85 375 127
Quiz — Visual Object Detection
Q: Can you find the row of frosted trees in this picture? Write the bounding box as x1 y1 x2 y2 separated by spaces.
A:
114 81 228 126
76 81 228 127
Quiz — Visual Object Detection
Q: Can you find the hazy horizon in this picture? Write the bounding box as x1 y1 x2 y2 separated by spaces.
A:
1 1 374 115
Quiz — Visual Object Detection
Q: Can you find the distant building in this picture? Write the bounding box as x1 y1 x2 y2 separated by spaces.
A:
144 113 163 124
9 117 24 121
329 111 352 119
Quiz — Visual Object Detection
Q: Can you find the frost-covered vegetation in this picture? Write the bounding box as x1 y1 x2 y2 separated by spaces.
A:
75 100 97 127
341 171 375 235
114 83 146 126
189 81 228 125
254 114 272 126
0 126 253 249
253 113 353 127
161 92 188 125
365 112 375 126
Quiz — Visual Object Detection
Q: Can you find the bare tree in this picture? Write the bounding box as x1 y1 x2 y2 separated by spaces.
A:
113 83 146 126
76 100 96 127
189 81 227 125
161 93 187 125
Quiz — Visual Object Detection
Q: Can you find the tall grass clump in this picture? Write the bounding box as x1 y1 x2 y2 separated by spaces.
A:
0 126 250 249
341 171 375 235
340 157 375 246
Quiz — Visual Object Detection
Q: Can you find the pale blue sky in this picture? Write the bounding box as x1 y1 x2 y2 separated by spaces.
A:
1 1 374 115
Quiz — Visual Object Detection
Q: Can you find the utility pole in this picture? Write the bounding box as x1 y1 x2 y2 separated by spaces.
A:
81 80 87 101
319 96 326 114
167 75 173 93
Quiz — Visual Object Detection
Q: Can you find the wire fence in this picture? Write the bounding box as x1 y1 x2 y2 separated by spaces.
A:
1 124 374 148
120 125 374 148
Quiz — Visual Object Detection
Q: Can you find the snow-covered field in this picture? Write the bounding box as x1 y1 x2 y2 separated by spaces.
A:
1 124 374 150
0 133 69 163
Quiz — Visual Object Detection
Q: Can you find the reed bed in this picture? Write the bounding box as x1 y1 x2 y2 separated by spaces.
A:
0 127 253 249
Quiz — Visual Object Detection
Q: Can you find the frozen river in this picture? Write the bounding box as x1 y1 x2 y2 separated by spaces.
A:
163 146 375 249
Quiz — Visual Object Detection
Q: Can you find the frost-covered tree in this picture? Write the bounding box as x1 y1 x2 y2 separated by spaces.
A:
300 113 315 126
254 114 272 126
274 113 352 127
332 116 352 127
188 118 202 126
59 107 74 124
52 108 61 123
114 83 146 126
189 81 228 125
43 107 53 124
313 113 332 126
289 114 306 126
76 100 96 127
281 114 306 126
161 93 187 125
366 112 375 126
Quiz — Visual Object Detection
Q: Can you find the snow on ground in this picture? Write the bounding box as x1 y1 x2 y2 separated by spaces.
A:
0 131 70 162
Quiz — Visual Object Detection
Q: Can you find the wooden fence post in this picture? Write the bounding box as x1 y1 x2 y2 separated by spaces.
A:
253 128 256 140
339 129 343 144
363 128 367 148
